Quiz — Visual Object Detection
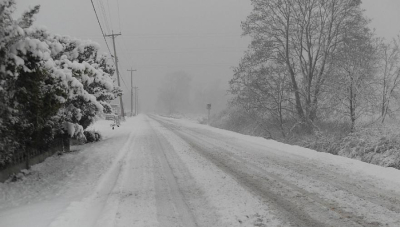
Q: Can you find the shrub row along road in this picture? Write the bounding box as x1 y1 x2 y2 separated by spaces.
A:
1 115 400 227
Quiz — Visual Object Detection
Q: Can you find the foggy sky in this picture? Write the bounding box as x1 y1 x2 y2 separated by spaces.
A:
14 0 400 113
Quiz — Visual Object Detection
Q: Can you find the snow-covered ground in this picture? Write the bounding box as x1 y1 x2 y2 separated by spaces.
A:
1 114 400 227
0 118 135 227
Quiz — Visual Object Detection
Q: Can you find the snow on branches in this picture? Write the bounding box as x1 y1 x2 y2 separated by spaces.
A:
0 0 120 165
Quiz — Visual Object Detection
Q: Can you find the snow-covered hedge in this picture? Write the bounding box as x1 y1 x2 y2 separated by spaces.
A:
211 106 400 170
336 127 400 169
0 1 121 166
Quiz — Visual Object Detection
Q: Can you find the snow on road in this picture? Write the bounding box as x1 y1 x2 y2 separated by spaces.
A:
1 114 400 227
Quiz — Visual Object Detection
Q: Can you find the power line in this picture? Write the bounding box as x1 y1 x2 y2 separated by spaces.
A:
128 63 236 70
121 32 241 37
120 47 247 51
111 0 134 73
100 0 130 91
91 0 128 97
114 0 131 61
96 0 109 33
114 41 130 90
117 37 135 70
139 63 234 66
106 0 114 30
97 0 111 32
112 2 136 88
89 0 113 62
116 0 123 32
73 33 244 39
120 73 129 90
112 56 129 90
119 50 247 55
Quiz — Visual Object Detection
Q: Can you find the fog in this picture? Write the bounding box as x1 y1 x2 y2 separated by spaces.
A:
14 0 400 115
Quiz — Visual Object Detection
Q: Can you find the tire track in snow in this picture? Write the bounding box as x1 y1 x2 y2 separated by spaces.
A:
171 129 330 227
153 116 390 227
147 125 224 227
148 115 282 226
113 125 159 227
147 120 198 227
158 117 400 226
48 124 138 227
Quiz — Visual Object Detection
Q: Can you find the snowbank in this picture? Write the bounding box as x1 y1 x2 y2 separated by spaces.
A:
160 116 400 192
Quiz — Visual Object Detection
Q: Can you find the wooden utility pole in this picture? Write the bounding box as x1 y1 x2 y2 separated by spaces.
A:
105 32 125 119
134 86 139 115
137 87 139 114
127 68 136 117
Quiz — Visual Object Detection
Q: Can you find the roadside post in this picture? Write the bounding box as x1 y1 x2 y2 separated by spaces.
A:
207 103 211 125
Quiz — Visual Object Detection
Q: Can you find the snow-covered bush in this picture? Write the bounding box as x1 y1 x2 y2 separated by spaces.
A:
209 107 275 139
31 30 122 130
297 130 341 155
65 122 85 140
336 126 400 169
0 1 61 166
295 122 400 169
83 130 102 143
212 104 400 169
0 1 120 166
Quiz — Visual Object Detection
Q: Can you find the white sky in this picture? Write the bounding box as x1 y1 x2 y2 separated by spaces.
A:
14 0 400 112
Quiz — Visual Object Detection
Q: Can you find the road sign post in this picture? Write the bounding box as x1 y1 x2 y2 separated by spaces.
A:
206 103 211 125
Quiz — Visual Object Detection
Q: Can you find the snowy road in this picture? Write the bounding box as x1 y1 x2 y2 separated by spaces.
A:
1 115 400 227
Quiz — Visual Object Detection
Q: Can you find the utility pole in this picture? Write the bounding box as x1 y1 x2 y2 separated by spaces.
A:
105 31 125 119
127 68 136 117
137 87 139 114
133 86 139 115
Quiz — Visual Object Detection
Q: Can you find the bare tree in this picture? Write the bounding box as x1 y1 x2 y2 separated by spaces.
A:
377 37 400 122
329 16 377 132
241 0 366 128
230 52 292 137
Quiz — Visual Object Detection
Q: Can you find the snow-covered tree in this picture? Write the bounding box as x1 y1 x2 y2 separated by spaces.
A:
45 34 121 129
0 1 64 164
0 1 120 166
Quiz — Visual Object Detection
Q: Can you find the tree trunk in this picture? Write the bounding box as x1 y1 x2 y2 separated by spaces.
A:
349 83 356 133
284 8 305 123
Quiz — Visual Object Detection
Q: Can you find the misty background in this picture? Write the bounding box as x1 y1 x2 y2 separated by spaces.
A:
15 0 400 115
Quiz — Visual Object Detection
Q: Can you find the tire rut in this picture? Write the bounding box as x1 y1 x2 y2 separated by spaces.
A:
157 116 400 217
147 120 198 227
152 116 393 227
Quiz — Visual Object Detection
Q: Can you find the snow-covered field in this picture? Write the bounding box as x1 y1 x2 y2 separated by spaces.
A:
1 114 400 227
